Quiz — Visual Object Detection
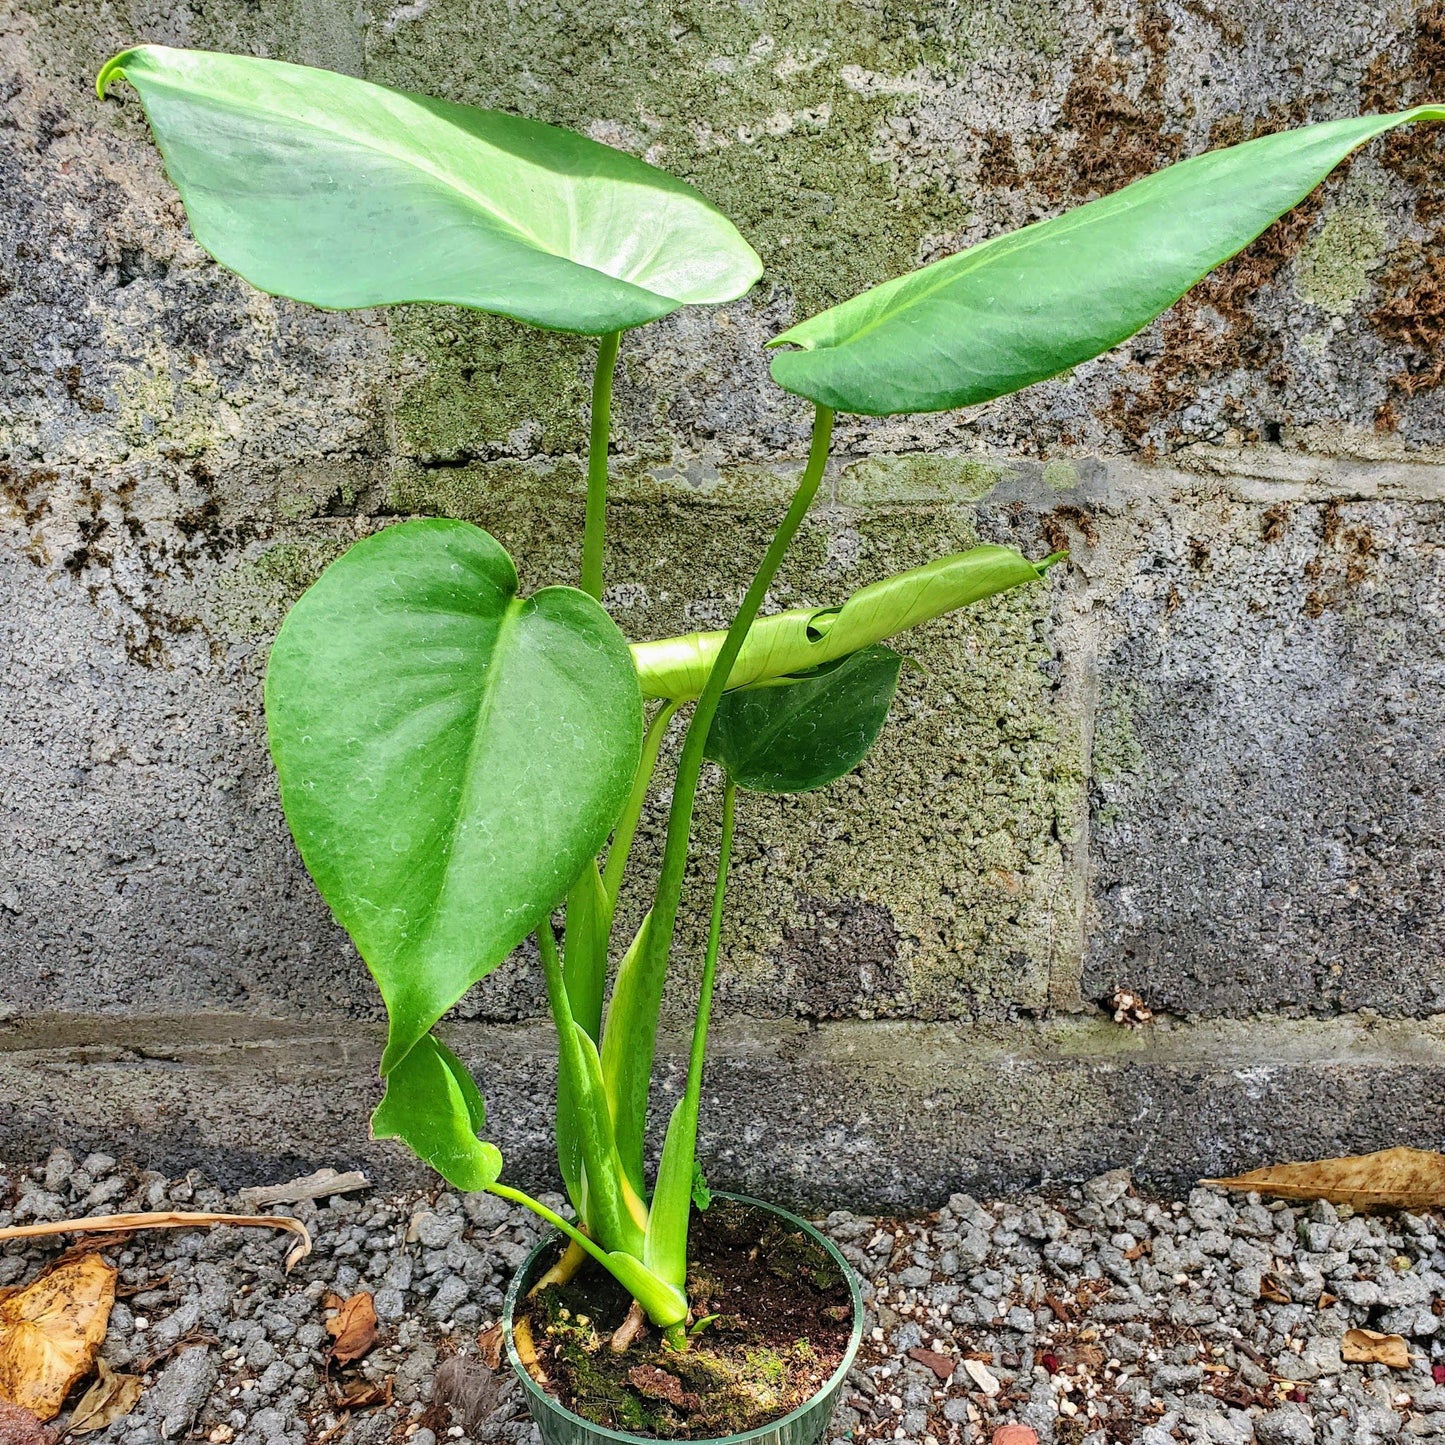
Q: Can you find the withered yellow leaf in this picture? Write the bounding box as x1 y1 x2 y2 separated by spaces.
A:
0 1254 116 1422
68 1359 141 1434
1206 1147 1445 1210
1343 1328 1411 1368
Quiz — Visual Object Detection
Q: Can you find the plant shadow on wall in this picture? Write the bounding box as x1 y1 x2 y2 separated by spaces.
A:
96 43 1443 1442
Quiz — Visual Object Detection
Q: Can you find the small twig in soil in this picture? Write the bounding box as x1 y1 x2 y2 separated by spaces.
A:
609 1300 647 1353
0 1211 312 1271
236 1169 369 1208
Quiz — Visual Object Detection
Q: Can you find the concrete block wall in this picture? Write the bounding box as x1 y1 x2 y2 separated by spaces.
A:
2 0 1443 1204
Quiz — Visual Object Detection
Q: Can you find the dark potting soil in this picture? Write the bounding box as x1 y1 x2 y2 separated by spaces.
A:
519 1199 854 1438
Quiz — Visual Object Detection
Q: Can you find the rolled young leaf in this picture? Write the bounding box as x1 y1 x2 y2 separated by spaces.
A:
705 644 904 793
769 106 1445 415
632 544 1057 700
97 46 761 335
264 519 643 1076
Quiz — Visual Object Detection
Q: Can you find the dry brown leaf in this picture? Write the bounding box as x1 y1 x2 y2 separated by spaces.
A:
1206 1147 1445 1210
476 1324 503 1372
1259 1275 1292 1304
68 1359 141 1434
0 1255 116 1421
0 1212 311 1271
325 1293 377 1363
0 1402 54 1445
328 1376 391 1410
906 1347 956 1381
1343 1328 1410 1368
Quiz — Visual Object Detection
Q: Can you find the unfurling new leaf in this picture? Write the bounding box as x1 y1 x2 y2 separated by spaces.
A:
633 545 1057 700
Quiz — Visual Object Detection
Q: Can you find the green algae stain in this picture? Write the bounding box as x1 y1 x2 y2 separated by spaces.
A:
206 537 349 640
364 0 993 465
1296 204 1389 315
1092 683 1146 783
838 453 1012 505
389 307 594 463
1043 459 1079 492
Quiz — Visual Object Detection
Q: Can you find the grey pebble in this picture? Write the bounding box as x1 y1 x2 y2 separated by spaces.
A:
149 1345 217 1440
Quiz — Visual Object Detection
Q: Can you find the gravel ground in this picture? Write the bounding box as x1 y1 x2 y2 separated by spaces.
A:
2 1151 1443 1445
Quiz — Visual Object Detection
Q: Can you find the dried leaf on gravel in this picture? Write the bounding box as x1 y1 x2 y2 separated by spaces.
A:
1206 1147 1445 1210
0 1254 115 1422
68 1359 141 1434
0 1213 311 1272
906 1347 956 1381
1259 1275 1291 1304
324 1294 377 1363
329 1377 392 1410
475 1324 503 1372
1343 1328 1411 1368
0 1402 54 1445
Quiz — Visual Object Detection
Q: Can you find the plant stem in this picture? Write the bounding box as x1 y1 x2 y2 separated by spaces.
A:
581 330 622 600
602 698 683 907
610 404 834 1166
485 1182 615 1273
685 778 735 1108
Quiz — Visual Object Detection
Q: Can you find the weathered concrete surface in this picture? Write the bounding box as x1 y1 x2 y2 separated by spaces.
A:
5 1011 1444 1206
5 0 1445 1195
1082 474 1445 1019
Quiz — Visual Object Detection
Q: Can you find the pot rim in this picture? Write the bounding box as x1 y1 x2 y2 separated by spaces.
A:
501 1191 865 1445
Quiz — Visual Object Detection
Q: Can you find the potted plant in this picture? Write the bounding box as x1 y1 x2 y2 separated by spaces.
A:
98 44 1440 1443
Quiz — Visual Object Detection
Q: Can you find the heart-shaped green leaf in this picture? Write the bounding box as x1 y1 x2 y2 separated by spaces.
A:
705 644 904 793
769 107 1445 415
98 45 761 335
264 519 642 1073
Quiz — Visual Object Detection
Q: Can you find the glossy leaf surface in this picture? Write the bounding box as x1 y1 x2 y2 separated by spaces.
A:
644 1096 698 1289
706 644 903 793
633 544 1056 700
265 519 642 1075
98 45 761 334
769 107 1445 415
598 913 653 1195
370 1034 502 1191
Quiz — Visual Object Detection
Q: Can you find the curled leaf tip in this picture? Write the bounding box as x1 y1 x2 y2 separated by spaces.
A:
96 52 132 100
1036 550 1069 573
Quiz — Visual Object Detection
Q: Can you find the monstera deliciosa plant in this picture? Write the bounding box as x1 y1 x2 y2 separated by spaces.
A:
101 40 1439 1378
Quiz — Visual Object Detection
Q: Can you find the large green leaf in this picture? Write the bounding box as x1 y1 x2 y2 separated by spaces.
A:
632 544 1057 700
98 45 761 334
371 1032 502 1191
264 519 643 1074
705 644 903 793
769 107 1445 415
